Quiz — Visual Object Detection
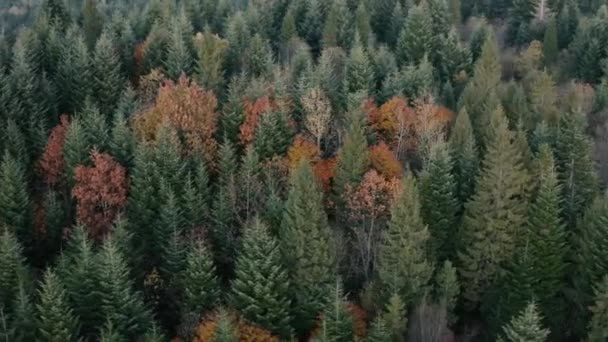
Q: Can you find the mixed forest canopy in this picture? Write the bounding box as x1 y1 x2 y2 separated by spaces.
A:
1 0 608 341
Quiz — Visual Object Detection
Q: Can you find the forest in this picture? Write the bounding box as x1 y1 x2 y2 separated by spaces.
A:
0 0 608 341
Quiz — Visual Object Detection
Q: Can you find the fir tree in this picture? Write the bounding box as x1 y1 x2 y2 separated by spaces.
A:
377 174 433 305
508 0 538 44
558 0 579 49
577 196 608 298
254 111 293 160
355 3 372 44
367 316 392 342
91 32 124 118
498 303 550 342
62 118 89 185
382 293 408 340
396 2 433 65
420 141 459 262
42 190 64 259
0 230 29 316
55 27 90 115
110 107 135 167
372 0 398 44
36 269 79 342
281 160 335 335
156 182 182 271
83 0 103 50
0 152 32 247
42 0 71 28
3 120 28 173
230 219 292 338
164 15 194 80
214 309 238 342
11 285 36 342
435 260 460 324
318 280 354 342
543 18 559 65
243 34 274 79
588 275 608 342
458 107 530 307
322 0 353 49
344 33 374 96
437 29 471 84
180 241 220 320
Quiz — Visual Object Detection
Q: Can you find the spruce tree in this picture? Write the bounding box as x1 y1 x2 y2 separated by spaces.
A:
437 29 471 84
318 280 354 342
91 32 124 118
243 34 274 79
382 293 408 340
367 316 392 342
281 160 335 335
156 182 182 271
396 2 433 65
507 0 537 44
588 275 608 342
55 28 90 115
577 196 608 298
41 0 71 28
344 33 374 96
62 118 90 185
0 152 32 247
322 0 353 49
254 111 293 160
83 0 103 50
377 174 433 305
372 0 398 44
420 141 459 262
449 108 479 208
0 230 29 316
180 240 220 320
230 219 292 338
98 236 152 339
36 269 79 342
558 0 579 49
11 285 36 342
110 107 135 167
214 309 238 342
434 260 460 324
498 303 550 342
164 15 194 80
543 18 559 65
458 107 530 307
355 3 372 44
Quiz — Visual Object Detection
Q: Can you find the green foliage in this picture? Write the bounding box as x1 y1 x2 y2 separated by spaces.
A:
83 0 103 50
558 0 580 49
449 108 479 207
282 160 335 335
367 316 392 342
377 174 433 305
231 219 292 338
588 276 608 342
56 27 90 115
497 303 550 342
254 111 293 160
0 229 29 317
317 280 354 342
434 260 460 324
382 293 408 340
322 0 353 49
396 2 433 65
577 196 608 299
180 241 220 320
0 152 32 247
11 285 36 342
91 32 124 118
164 14 193 80
214 309 238 342
508 0 538 44
344 33 374 96
543 18 559 65
36 269 79 342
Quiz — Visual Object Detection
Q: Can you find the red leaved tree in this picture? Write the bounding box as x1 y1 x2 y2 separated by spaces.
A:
369 142 403 179
72 152 129 239
239 96 276 147
38 115 70 187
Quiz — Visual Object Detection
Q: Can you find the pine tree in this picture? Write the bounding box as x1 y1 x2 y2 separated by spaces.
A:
543 18 559 65
333 109 369 207
367 316 392 342
98 237 152 339
281 160 335 335
396 2 433 65
372 0 398 44
577 196 608 298
243 34 274 79
377 174 433 305
110 106 135 167
449 108 479 207
355 3 372 44
508 0 538 44
420 141 459 262
214 309 238 342
36 269 79 342
55 27 90 115
435 260 460 324
254 111 293 160
3 120 27 170
382 293 408 340
558 0 579 49
498 303 550 342
318 280 354 342
554 108 598 228
155 182 182 271
458 30 502 147
194 26 228 95
588 275 608 342
0 152 32 248
42 0 71 28
344 33 374 96
230 219 292 338
62 118 89 185
0 229 29 316
91 32 124 118
11 284 36 342
180 241 220 320
437 29 471 84
322 0 353 49
164 14 194 80
458 107 530 307
83 0 103 50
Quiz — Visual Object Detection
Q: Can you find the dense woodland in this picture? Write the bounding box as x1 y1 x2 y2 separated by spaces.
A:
0 0 608 341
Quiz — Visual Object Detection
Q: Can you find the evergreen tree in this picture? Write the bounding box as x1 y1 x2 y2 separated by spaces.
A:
449 108 479 211
458 107 530 307
577 196 608 299
0 152 32 248
437 29 471 84
372 0 398 44
55 27 90 115
300 0 323 54
355 3 372 44
110 107 135 167
344 33 374 96
3 120 28 173
243 34 274 79
458 30 502 147
230 219 292 338
558 0 579 49
498 303 550 342
254 111 293 160
448 0 462 24
36 269 79 342
0 230 29 316
180 241 220 320
420 141 459 262
42 0 71 29
382 293 408 340
396 2 433 65
62 118 89 185
11 285 36 342
214 309 238 342
588 275 608 342
164 15 194 80
555 108 598 227
91 32 124 118
155 182 182 271
318 280 354 342
322 0 353 49
98 237 152 339
508 0 538 44
281 160 335 335
377 174 433 305
543 18 559 65
83 0 103 50
367 316 392 342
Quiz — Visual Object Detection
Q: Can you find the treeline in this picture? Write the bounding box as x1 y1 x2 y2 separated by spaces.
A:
0 0 608 341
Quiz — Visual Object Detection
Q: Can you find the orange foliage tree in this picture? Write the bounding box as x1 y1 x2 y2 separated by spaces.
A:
347 303 368 338
313 158 336 194
38 115 70 187
193 312 279 342
369 142 403 179
239 96 276 147
287 134 320 169
72 152 129 239
134 75 218 162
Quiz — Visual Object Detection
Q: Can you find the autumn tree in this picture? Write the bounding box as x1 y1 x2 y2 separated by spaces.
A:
38 115 69 187
302 87 332 148
72 152 129 239
369 143 403 179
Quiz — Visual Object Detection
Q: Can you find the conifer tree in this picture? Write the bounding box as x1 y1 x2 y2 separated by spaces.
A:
91 32 124 118
498 303 550 342
36 269 79 342
322 0 353 49
382 293 408 340
367 316 392 342
344 33 374 96
435 260 460 324
55 27 90 115
420 141 459 262
83 0 103 50
254 111 293 160
98 236 152 339
449 108 479 209
543 18 559 65
230 219 292 338
437 29 471 84
11 285 36 342
164 15 194 80
558 0 579 49
448 0 462 24
554 108 598 228
577 196 608 297
156 182 182 270
0 152 32 247
318 280 354 342
458 107 530 307
458 31 502 147
372 0 398 44
110 108 135 167
41 0 71 28
243 34 274 79
588 275 608 342
3 120 28 169
62 118 89 185
377 174 433 305
194 26 228 95
281 160 335 335
0 230 29 316
214 309 238 342
180 241 220 320
508 0 538 44
396 2 433 65
355 3 372 44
